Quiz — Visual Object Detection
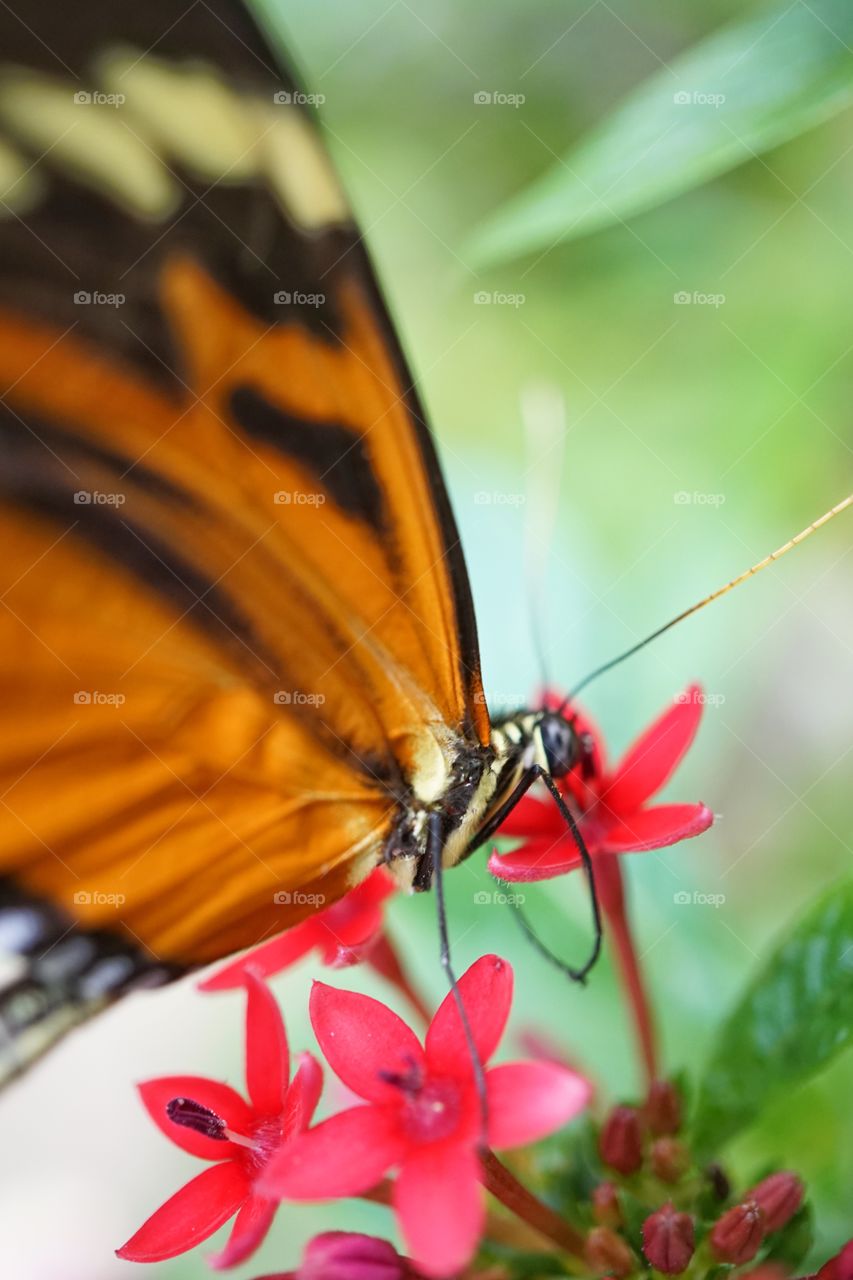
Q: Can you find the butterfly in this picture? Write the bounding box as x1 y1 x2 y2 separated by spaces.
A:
0 0 605 1082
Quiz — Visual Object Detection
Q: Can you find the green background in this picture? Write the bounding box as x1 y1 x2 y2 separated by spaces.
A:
8 1 852 1274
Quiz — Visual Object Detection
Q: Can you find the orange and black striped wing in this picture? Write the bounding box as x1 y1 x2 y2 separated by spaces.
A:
0 0 489 987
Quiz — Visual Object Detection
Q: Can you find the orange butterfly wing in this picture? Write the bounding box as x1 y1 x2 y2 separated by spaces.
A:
0 0 488 969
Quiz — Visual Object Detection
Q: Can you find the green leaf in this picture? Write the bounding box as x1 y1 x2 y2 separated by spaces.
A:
467 0 853 264
693 878 853 1154
762 1204 814 1268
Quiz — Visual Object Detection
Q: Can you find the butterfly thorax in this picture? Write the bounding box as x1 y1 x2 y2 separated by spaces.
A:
382 708 594 892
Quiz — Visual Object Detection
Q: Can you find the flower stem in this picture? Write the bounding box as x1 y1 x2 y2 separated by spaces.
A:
367 934 432 1023
598 854 658 1086
479 1150 586 1259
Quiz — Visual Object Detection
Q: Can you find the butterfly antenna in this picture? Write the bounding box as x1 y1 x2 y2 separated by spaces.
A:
521 382 568 691
429 814 489 1149
569 493 853 700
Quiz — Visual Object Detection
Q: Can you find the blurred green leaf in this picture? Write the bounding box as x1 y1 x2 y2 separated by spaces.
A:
693 878 853 1154
468 0 853 264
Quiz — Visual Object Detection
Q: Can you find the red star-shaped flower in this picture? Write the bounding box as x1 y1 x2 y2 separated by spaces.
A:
201 868 395 991
117 972 322 1269
260 955 591 1277
490 684 713 882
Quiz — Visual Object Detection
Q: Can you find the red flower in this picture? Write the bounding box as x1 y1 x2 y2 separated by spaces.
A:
489 685 713 882
253 1232 414 1280
261 955 591 1277
117 972 322 1269
201 869 395 992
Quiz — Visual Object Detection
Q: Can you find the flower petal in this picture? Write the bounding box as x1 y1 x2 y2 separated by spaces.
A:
261 1106 406 1200
116 1163 248 1262
199 926 317 992
426 955 512 1079
310 981 425 1103
244 970 289 1115
496 793 560 838
138 1076 254 1159
282 1052 324 1137
603 685 704 813
488 836 581 883
601 802 714 853
207 1194 277 1270
393 1144 484 1277
486 1061 592 1149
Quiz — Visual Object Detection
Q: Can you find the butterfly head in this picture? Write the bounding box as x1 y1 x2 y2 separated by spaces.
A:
533 710 597 781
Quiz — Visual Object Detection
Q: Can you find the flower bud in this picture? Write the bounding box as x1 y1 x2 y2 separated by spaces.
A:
585 1227 635 1278
642 1202 695 1275
299 1233 409 1280
710 1200 765 1265
749 1170 804 1231
650 1137 689 1184
644 1080 682 1135
592 1181 622 1228
599 1105 643 1175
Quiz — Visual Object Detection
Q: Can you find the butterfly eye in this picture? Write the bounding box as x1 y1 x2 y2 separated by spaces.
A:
538 714 579 779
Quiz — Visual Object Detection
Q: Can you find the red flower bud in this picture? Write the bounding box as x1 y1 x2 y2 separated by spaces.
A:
710 1200 766 1265
592 1181 622 1228
599 1105 643 1175
298 1233 410 1280
650 1137 689 1184
585 1227 635 1278
642 1202 695 1275
749 1170 804 1231
644 1080 682 1135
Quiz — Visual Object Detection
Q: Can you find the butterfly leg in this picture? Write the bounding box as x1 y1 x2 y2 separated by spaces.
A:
428 810 489 1148
470 766 603 983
